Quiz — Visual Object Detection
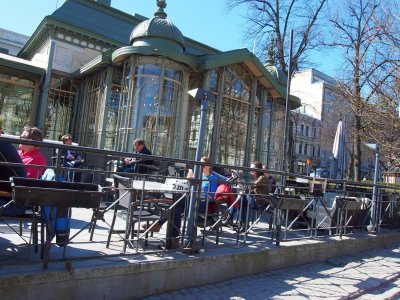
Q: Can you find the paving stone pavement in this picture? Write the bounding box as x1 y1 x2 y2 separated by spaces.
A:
144 243 400 300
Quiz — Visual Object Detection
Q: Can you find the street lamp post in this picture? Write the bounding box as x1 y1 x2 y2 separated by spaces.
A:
184 88 215 252
365 143 380 232
280 30 293 192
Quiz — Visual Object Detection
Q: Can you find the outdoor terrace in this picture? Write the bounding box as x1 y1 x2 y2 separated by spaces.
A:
1 135 400 298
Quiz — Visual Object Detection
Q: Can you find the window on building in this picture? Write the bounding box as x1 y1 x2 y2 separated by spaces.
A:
305 126 309 137
117 57 183 156
0 73 34 135
217 65 253 166
300 124 304 135
299 143 302 154
312 145 316 157
313 127 317 138
304 144 308 155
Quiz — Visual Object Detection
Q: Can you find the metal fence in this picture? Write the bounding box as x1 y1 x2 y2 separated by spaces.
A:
1 135 399 264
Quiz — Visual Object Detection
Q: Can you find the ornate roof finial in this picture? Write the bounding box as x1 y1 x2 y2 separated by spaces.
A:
265 36 275 65
154 0 167 18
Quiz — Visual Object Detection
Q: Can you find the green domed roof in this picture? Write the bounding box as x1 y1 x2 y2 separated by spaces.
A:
129 1 185 53
264 59 287 86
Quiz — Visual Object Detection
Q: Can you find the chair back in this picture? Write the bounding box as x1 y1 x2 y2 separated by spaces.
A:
113 174 133 209
11 177 102 208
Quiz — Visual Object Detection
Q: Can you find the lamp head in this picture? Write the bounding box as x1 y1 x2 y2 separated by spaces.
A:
187 88 215 101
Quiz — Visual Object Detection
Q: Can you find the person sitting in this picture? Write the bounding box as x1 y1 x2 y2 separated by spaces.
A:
263 164 277 193
141 156 228 249
223 161 270 231
197 156 229 217
60 134 82 182
0 131 27 216
117 139 154 174
18 126 46 180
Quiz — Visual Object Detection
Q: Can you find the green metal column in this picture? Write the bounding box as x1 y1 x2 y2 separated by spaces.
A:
244 75 257 167
174 68 189 158
151 57 165 154
258 87 267 162
98 66 114 149
30 76 43 126
37 39 56 130
210 68 224 163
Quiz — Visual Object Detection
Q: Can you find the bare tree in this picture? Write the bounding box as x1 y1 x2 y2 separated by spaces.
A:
226 0 328 73
326 0 399 181
363 73 400 168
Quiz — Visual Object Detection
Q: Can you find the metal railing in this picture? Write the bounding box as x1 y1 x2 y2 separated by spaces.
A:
1 135 399 263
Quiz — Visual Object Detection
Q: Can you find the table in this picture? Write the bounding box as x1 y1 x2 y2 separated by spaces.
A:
112 176 189 252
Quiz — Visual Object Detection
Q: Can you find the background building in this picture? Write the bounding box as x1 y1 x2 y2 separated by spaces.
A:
291 69 341 172
0 0 300 169
0 28 28 56
291 68 377 178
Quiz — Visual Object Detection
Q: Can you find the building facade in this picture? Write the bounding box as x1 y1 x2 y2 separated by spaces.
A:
0 28 29 56
291 69 342 172
0 0 300 168
290 111 321 175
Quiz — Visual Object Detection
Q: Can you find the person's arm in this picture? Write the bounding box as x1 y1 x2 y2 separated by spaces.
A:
211 171 229 182
251 176 266 195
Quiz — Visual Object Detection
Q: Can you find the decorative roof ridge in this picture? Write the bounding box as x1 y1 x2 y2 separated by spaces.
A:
18 16 125 58
72 0 147 23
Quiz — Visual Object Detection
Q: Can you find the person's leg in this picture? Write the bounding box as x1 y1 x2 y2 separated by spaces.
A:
72 163 82 182
63 161 74 182
238 195 253 232
123 167 135 173
222 206 237 227
171 195 185 238
240 195 251 221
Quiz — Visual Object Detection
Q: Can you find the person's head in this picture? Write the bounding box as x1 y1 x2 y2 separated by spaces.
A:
250 160 264 178
61 134 73 145
201 156 212 175
19 126 43 153
262 164 269 176
133 138 145 152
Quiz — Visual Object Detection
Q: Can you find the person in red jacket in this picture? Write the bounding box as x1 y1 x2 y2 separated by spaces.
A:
18 126 46 179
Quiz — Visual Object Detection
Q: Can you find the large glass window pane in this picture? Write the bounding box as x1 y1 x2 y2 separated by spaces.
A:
217 65 252 165
79 71 106 147
45 77 76 140
218 96 249 165
103 86 120 150
117 59 183 157
0 74 34 135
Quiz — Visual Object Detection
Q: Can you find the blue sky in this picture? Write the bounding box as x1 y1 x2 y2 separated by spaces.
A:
0 0 335 76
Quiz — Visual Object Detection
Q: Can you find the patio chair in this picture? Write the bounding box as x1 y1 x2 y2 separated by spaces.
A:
10 176 103 268
106 174 162 252
0 204 45 257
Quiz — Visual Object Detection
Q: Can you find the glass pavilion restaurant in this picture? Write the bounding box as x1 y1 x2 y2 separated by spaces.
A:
0 0 300 170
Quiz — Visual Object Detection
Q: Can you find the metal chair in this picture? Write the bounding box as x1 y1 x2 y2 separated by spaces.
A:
0 206 45 257
11 176 103 268
106 175 161 252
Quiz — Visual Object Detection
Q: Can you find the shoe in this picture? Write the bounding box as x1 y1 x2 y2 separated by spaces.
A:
238 223 247 233
221 214 234 227
141 222 161 232
157 238 180 250
170 238 180 249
